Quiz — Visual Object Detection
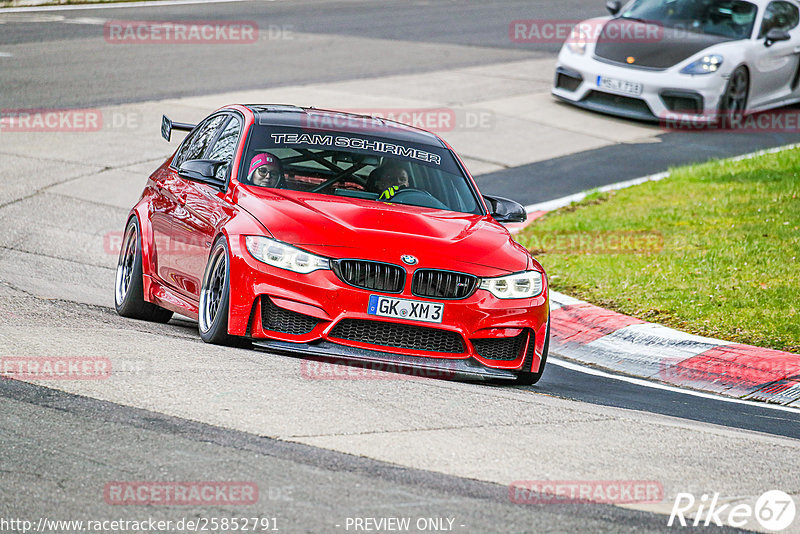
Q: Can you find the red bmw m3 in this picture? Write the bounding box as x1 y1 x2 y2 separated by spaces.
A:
114 105 550 383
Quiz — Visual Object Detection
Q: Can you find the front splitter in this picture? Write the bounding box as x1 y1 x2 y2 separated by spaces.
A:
251 339 518 381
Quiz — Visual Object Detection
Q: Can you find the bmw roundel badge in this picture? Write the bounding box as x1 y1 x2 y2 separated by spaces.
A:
401 255 418 266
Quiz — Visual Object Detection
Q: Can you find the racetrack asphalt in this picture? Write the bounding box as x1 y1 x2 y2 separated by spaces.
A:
1 1 799 532
0 377 717 534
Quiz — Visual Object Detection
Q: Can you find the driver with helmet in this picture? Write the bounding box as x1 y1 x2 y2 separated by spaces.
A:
366 162 410 200
707 1 756 39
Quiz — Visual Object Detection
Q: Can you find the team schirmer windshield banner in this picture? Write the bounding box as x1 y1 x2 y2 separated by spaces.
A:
269 132 442 165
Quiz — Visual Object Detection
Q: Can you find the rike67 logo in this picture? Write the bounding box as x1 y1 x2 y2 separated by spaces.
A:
668 490 796 531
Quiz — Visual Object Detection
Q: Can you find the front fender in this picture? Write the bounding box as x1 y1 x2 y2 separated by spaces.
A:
219 209 273 336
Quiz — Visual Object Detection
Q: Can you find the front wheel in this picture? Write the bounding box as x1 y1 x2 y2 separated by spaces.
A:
515 321 550 386
114 217 173 323
198 237 233 345
718 66 749 128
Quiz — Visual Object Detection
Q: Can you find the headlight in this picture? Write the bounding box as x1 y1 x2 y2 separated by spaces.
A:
479 271 544 299
680 55 723 75
566 26 589 55
245 236 330 274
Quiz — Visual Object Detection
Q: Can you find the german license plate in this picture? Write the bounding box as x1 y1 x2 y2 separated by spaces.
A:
368 295 443 324
597 75 643 96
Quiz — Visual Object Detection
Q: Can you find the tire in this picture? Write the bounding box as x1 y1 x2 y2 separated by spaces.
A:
198 237 234 345
114 217 174 323
515 320 550 386
718 66 749 129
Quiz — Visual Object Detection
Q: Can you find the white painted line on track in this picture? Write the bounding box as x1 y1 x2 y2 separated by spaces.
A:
0 0 253 13
728 141 800 161
62 16 106 24
524 142 800 214
549 356 800 414
0 52 13 57
524 171 669 214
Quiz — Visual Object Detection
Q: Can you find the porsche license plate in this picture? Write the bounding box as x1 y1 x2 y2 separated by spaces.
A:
368 295 443 324
597 75 642 96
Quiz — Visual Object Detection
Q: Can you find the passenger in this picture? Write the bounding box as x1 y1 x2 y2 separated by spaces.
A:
247 153 283 188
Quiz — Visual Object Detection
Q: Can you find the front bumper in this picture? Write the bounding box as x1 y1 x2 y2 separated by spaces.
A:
552 48 730 123
227 236 549 374
252 339 519 381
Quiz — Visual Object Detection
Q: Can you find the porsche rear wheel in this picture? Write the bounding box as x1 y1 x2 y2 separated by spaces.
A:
718 66 749 128
199 237 233 345
114 217 173 323
515 321 550 386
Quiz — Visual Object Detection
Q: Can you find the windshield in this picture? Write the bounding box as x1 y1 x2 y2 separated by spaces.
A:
239 125 483 215
621 0 758 39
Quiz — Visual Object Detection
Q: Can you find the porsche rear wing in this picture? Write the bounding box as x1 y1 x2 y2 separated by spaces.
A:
161 115 196 142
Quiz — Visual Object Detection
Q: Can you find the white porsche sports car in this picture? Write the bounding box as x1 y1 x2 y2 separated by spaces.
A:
552 0 800 123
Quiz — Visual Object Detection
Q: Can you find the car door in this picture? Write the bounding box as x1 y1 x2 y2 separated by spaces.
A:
159 114 228 294
169 113 241 300
148 163 178 285
149 120 218 286
749 0 800 108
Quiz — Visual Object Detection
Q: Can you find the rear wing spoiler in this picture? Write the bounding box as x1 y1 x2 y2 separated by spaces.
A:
161 115 196 142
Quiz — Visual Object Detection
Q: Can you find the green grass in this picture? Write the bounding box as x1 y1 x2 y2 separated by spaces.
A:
517 148 800 353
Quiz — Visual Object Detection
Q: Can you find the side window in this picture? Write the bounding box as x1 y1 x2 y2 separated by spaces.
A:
206 115 241 180
173 115 227 169
759 1 800 37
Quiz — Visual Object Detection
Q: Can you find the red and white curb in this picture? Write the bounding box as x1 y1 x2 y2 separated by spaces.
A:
505 144 800 407
549 291 800 406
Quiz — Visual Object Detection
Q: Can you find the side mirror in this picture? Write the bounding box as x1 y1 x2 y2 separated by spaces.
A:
178 159 227 189
765 28 791 47
483 195 527 223
606 0 622 15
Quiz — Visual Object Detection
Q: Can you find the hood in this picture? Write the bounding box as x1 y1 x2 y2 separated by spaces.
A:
594 19 731 69
235 186 531 277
